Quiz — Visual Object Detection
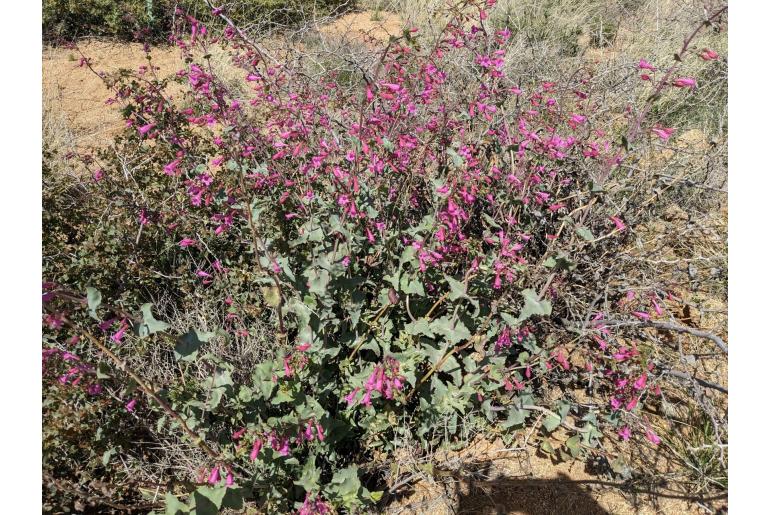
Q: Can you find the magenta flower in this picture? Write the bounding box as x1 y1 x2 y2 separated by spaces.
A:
137 123 156 135
638 59 656 71
651 126 675 141
651 298 664 316
672 77 697 89
208 467 220 485
178 238 196 248
633 374 647 390
125 399 137 412
568 113 586 128
225 472 234 486
344 388 360 406
111 320 129 343
87 384 103 396
632 311 650 321
618 426 631 441
250 438 263 461
609 216 626 232
699 48 719 61
645 429 661 445
163 159 181 176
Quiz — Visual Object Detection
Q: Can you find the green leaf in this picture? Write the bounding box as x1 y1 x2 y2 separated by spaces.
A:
96 362 111 379
329 466 363 506
540 440 555 454
518 289 552 323
404 319 435 338
447 148 464 168
306 268 330 296
102 448 114 466
138 303 170 337
542 414 561 432
164 493 189 515
86 287 102 319
430 316 470 344
192 486 227 515
542 254 576 271
566 435 582 458
400 275 425 296
175 329 213 362
294 455 320 492
445 275 467 301
501 407 528 428
443 355 463 386
221 488 244 510
575 226 594 241
261 286 281 307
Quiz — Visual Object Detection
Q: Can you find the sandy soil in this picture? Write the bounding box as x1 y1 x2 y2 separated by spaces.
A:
43 41 184 151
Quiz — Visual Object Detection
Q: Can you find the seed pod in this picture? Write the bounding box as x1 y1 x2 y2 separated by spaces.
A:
388 288 400 305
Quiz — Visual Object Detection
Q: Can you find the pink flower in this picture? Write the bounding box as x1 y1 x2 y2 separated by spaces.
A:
609 216 626 232
632 311 650 321
196 270 211 278
618 426 631 441
138 123 156 135
568 113 586 128
163 159 181 176
178 238 196 247
111 320 128 343
250 438 262 461
651 126 675 141
638 59 656 71
633 374 648 390
225 473 234 486
699 48 719 61
672 77 697 89
651 298 663 316
208 467 220 485
125 399 137 412
283 356 293 378
296 343 311 352
232 428 246 440
625 397 639 411
87 383 103 396
645 429 661 445
344 388 360 406
640 73 652 81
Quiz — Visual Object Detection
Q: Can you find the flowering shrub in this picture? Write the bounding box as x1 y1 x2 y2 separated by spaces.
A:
42 1 727 512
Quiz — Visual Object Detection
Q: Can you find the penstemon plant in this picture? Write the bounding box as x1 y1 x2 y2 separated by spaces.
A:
42 1 727 512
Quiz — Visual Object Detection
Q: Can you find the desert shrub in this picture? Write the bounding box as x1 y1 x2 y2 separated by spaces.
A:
42 1 728 512
43 0 353 43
